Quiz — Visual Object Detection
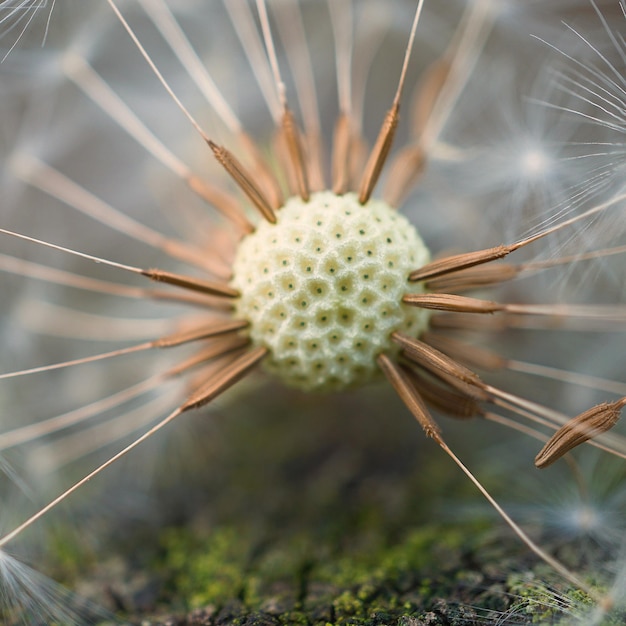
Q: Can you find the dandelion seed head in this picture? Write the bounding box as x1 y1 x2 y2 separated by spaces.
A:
567 502 603 534
232 191 430 392
1 0 626 622
519 143 553 179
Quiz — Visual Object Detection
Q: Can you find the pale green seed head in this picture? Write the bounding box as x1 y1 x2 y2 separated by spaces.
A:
231 191 431 392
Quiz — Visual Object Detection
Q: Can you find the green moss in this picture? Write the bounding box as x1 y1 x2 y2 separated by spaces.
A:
151 518 537 624
160 527 252 609
504 571 617 626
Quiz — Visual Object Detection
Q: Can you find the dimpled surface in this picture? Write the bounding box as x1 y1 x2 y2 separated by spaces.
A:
231 191 431 392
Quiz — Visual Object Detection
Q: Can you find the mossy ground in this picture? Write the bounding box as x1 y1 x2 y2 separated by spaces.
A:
36 381 623 625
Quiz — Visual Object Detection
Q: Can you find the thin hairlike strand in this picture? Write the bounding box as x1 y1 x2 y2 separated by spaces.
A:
0 336 249 451
138 0 241 135
255 0 286 109
389 0 496 207
328 0 353 195
0 346 265 550
0 227 144 275
556 70 626 128
350 5 391 132
19 301 172 341
0 375 172 452
105 0 211 143
224 0 281 123
424 243 626 291
0 253 229 308
272 0 325 191
337 4 391 191
377 354 604 603
403 293 626 322
408 190 626 283
523 184 626 244
62 52 253 234
255 0 310 202
358 0 425 204
507 360 626 397
418 0 493 154
327 0 352 117
136 0 283 209
10 154 230 276
0 550 112 626
0 404 185 549
383 58 451 206
0 0 55 61
430 310 626 333
0 342 154 381
568 6 625 85
423 331 626 397
1 318 247 379
221 0 295 204
409 235 626 291
106 0 274 230
441 433 605 605
29 391 183 472
392 332 626 460
0 226 239 301
484 411 553 444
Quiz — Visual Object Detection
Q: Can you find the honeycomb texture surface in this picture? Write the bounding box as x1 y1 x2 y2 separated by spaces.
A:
231 191 431 392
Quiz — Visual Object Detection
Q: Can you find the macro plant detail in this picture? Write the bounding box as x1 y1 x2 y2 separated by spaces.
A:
231 191 431 391
1 0 626 624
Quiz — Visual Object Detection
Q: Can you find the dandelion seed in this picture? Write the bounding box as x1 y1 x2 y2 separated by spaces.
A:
0 0 626 624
